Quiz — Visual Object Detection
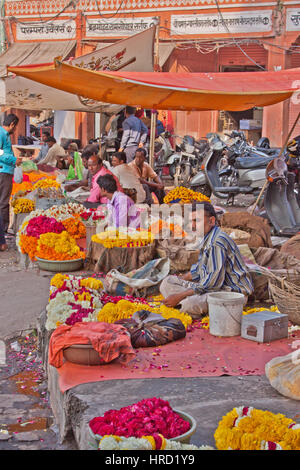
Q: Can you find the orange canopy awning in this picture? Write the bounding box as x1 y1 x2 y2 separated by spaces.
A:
7 60 300 111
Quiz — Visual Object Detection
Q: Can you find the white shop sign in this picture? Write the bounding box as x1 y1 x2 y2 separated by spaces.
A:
286 8 300 31
171 10 273 35
85 17 157 37
16 20 76 40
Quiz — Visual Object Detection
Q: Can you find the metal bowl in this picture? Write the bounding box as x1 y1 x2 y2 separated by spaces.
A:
35 257 84 272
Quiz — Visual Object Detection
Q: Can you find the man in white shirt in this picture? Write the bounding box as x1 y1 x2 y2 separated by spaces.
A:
111 151 146 203
38 136 66 167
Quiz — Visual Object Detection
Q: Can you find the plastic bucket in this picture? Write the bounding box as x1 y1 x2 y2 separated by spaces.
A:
207 292 245 337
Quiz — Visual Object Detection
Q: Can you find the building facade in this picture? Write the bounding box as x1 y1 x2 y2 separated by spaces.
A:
2 0 300 147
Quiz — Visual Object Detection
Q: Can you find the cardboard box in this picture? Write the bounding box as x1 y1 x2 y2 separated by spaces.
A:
241 310 288 343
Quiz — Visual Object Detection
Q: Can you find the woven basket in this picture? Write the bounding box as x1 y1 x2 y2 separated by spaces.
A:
267 270 300 325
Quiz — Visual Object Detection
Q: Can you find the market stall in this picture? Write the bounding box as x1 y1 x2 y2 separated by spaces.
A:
8 59 300 451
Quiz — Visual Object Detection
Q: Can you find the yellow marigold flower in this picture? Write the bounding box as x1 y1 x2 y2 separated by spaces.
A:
50 273 69 288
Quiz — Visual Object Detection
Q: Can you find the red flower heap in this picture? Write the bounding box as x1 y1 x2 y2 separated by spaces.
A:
89 397 190 439
26 215 65 238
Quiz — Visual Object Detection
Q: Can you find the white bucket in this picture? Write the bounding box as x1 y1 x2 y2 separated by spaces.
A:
207 292 245 337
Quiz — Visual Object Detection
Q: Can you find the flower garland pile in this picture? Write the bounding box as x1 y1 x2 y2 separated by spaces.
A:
17 203 86 261
214 406 300 450
11 197 35 214
46 274 104 330
149 219 186 238
89 397 191 439
163 186 211 204
33 178 60 190
96 299 192 330
80 207 107 226
97 435 213 451
92 229 154 249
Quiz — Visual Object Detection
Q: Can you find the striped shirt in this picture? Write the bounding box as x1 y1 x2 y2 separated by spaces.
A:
184 225 254 296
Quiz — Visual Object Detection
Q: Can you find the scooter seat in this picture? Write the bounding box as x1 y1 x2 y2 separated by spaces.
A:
213 186 253 194
234 155 275 169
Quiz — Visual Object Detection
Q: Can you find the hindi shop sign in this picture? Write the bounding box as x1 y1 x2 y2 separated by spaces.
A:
85 17 157 37
16 20 76 40
286 8 300 31
171 10 273 36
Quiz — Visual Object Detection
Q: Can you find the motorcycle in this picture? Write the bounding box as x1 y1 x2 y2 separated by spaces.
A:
152 131 175 178
189 131 280 201
166 135 209 186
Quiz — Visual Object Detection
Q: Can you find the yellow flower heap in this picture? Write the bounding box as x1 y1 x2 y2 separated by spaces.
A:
97 299 192 330
37 231 85 261
92 230 154 249
163 186 211 204
33 178 60 190
214 406 300 450
12 197 35 214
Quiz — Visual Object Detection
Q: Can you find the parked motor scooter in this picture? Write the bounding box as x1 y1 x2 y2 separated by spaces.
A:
189 132 278 201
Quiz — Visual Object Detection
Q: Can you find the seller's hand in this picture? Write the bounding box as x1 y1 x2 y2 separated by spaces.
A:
138 142 144 148
178 272 192 281
162 293 185 308
15 157 22 166
119 148 124 152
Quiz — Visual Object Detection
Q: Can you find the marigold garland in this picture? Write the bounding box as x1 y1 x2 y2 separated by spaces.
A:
36 231 85 261
61 217 86 239
214 406 300 450
12 198 36 214
163 186 211 204
33 178 60 190
92 230 154 249
96 299 192 329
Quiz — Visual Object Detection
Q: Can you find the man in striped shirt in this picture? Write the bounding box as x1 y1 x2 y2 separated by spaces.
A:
160 201 253 318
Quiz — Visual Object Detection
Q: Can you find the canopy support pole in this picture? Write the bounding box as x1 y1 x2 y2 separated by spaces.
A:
149 111 157 169
250 111 300 215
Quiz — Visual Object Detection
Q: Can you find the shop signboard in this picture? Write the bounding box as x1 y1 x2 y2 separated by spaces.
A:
16 19 76 41
286 8 300 31
85 17 157 38
171 10 273 36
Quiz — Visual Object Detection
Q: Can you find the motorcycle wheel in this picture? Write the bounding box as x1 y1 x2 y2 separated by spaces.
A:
257 137 270 149
191 184 212 198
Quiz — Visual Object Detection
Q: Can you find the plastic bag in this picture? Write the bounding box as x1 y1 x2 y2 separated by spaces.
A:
21 160 38 172
13 166 23 183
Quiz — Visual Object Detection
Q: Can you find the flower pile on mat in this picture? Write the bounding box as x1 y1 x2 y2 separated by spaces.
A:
96 299 192 330
12 172 58 196
11 197 35 214
11 181 33 196
97 435 213 451
16 203 86 261
91 229 154 248
89 397 191 439
199 305 280 330
163 186 211 204
33 178 60 190
214 406 300 450
80 207 107 226
46 274 104 330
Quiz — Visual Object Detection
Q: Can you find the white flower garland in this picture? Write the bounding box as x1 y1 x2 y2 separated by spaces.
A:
98 435 214 451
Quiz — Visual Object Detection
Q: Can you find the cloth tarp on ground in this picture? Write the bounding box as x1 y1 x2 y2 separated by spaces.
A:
7 63 300 111
54 324 300 393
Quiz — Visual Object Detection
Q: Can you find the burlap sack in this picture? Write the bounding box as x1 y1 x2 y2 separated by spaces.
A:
156 238 199 273
220 212 272 248
87 242 156 274
265 352 300 401
280 233 300 261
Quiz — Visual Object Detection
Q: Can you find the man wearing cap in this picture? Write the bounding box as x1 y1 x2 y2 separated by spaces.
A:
160 201 253 318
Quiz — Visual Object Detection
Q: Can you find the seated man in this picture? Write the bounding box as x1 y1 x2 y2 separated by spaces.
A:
128 148 165 204
86 155 122 206
111 151 146 204
38 136 66 167
160 201 254 319
97 174 140 229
